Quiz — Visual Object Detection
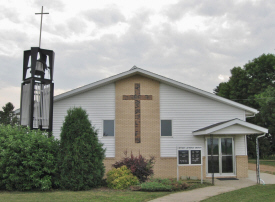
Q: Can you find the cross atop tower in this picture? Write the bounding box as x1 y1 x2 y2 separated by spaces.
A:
35 6 49 48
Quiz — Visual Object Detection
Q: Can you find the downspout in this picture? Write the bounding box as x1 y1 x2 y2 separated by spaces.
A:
246 114 255 118
245 111 256 118
256 133 266 185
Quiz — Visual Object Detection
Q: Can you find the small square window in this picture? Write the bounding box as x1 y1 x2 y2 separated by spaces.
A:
161 120 172 136
103 120 114 136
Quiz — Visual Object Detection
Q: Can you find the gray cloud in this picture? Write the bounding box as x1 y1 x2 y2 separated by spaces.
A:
197 1 233 16
67 17 87 34
0 55 22 88
82 6 125 27
163 1 198 20
34 0 65 12
43 16 87 40
0 6 21 23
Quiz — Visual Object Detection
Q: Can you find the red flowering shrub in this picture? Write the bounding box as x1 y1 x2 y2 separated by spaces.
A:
112 151 155 182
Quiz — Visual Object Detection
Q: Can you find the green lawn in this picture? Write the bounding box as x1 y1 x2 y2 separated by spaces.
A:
0 189 170 202
202 184 275 202
248 159 275 167
0 182 210 202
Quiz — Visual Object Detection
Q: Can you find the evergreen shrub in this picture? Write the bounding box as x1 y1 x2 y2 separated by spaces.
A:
0 125 59 191
106 165 139 189
138 178 189 192
140 181 173 191
58 107 105 191
113 151 155 182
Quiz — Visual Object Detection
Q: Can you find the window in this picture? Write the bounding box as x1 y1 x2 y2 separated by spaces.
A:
103 120 114 136
161 120 172 136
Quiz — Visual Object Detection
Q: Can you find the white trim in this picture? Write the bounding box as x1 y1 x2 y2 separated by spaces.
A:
193 119 268 135
244 135 247 156
54 67 258 115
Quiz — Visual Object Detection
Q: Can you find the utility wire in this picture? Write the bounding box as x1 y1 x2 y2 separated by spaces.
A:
231 97 275 101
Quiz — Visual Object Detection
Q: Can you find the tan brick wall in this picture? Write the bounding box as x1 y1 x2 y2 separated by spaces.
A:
105 157 206 179
102 75 206 179
104 158 115 176
115 75 160 159
155 157 206 179
236 155 248 178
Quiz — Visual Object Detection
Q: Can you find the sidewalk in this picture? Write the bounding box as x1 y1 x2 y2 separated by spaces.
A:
149 170 275 202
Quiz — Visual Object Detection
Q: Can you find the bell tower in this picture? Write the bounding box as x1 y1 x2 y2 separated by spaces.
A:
20 6 54 132
20 47 54 131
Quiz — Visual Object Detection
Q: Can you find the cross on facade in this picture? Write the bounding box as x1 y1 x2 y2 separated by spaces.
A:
123 83 152 143
35 6 49 48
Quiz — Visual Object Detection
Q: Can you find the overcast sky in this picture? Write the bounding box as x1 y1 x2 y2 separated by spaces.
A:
1 0 275 109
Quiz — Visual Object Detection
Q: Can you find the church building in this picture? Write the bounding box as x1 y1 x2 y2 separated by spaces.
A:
52 67 267 179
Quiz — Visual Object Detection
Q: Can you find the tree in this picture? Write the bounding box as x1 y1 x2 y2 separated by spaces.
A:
58 107 105 190
215 67 252 105
0 102 18 126
255 86 275 155
214 54 275 158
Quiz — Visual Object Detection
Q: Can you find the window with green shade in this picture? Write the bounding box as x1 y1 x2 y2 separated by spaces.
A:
161 120 172 136
103 120 114 136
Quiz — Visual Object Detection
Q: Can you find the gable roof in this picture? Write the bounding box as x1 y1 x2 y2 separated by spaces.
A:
54 67 258 116
193 119 235 132
193 118 268 135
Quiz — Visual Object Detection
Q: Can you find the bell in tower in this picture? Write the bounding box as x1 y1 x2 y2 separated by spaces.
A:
20 47 55 131
20 7 54 132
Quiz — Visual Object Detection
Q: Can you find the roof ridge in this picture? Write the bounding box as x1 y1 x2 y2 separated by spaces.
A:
130 65 138 70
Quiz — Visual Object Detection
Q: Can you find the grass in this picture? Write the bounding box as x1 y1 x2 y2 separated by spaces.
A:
0 188 170 202
0 180 211 202
248 159 275 167
202 184 275 202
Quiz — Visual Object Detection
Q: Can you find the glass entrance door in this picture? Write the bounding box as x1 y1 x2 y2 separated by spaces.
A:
207 137 234 175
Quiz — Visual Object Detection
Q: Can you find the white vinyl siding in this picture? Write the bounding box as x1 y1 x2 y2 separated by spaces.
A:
234 135 247 155
53 83 115 157
160 83 245 157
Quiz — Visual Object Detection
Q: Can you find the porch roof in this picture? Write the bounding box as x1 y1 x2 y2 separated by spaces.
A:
193 118 268 136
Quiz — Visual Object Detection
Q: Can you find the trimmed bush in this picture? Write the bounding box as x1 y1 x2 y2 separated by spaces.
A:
140 181 173 191
150 178 189 191
58 107 105 191
107 165 139 189
138 178 189 192
113 152 155 182
0 125 59 191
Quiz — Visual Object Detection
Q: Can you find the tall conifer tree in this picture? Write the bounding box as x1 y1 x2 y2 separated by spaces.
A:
58 107 105 190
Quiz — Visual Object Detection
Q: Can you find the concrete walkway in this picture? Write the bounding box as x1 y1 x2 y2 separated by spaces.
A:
150 170 275 202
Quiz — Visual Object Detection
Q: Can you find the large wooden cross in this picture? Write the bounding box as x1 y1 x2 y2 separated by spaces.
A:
123 83 152 143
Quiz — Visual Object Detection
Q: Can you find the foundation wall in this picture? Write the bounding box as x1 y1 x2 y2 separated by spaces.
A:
104 157 206 179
